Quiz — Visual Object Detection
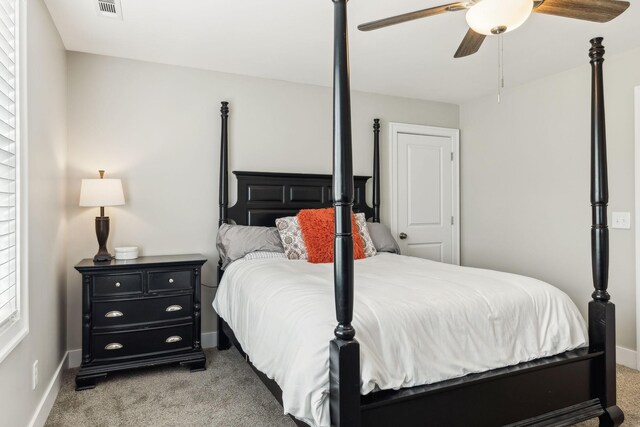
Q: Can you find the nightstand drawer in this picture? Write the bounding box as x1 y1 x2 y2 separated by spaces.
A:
93 294 193 328
92 324 193 361
93 273 143 297
148 269 192 292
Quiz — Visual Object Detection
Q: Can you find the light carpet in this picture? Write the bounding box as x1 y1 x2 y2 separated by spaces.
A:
46 348 639 427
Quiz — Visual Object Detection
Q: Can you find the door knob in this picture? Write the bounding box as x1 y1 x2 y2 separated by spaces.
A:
399 233 408 240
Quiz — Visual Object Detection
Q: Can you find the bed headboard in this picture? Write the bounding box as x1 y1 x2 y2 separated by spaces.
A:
218 103 380 227
227 172 373 227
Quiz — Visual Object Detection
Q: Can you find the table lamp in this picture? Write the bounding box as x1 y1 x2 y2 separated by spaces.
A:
79 170 125 262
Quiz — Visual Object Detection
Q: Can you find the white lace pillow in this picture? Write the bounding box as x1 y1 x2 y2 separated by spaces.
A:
354 213 377 258
275 216 308 260
244 251 288 261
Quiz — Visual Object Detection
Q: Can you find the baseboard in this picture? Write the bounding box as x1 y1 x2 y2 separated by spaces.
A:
68 338 634 369
616 346 637 370
202 331 217 349
67 348 82 369
28 351 67 427
67 332 218 369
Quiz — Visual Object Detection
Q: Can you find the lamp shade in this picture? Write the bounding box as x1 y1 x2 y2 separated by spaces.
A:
466 0 533 35
79 179 125 207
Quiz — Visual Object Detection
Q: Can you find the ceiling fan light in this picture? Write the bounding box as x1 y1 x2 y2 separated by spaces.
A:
466 0 533 36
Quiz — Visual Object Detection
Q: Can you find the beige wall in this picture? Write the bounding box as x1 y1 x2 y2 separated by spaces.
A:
65 52 459 351
460 46 640 351
0 1 67 426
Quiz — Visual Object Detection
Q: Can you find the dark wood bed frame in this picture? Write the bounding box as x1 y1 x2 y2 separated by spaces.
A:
215 3 621 426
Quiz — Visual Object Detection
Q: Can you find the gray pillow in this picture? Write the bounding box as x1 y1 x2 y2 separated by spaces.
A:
366 223 401 255
217 223 284 269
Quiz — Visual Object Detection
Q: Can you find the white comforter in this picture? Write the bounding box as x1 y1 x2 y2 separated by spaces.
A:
213 253 588 427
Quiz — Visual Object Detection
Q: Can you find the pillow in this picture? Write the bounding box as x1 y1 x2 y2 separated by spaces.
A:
244 251 288 261
275 216 309 260
297 208 366 264
354 213 377 258
366 222 401 255
217 223 284 269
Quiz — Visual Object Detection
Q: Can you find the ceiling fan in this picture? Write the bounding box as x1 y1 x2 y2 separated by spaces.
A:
358 0 631 58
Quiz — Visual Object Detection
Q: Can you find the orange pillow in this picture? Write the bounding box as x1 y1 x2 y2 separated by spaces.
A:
297 208 366 264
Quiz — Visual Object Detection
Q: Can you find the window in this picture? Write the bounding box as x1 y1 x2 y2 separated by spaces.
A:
0 0 24 362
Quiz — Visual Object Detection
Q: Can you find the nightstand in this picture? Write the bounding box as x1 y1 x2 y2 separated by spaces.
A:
74 254 207 390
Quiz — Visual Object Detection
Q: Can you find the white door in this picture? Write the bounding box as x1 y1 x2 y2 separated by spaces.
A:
390 123 460 264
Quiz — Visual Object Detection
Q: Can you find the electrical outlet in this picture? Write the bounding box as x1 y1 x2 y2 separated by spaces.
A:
32 360 38 390
612 212 631 229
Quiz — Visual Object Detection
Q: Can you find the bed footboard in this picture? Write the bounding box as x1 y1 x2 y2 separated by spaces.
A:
216 315 617 427
360 350 605 427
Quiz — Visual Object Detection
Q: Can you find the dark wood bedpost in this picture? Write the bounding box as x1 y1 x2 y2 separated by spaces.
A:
217 101 232 351
219 101 230 227
372 119 381 223
329 1 361 426
587 38 623 427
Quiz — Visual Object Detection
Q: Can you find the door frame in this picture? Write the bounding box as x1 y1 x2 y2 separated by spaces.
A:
389 122 460 265
634 86 640 369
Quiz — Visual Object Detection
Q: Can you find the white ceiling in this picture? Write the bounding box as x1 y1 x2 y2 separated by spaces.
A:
44 0 640 104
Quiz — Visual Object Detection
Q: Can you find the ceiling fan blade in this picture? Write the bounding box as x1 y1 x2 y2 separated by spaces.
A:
534 0 630 23
454 28 486 58
358 2 468 32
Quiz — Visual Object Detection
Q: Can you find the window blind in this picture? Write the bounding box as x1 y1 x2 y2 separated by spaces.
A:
0 0 18 329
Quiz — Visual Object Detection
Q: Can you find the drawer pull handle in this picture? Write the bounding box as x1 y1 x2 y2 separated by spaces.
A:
115 282 121 288
166 305 183 312
105 311 123 318
165 336 182 344
168 278 174 284
105 343 123 350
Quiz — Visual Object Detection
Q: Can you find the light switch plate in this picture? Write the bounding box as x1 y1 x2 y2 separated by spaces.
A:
612 212 631 229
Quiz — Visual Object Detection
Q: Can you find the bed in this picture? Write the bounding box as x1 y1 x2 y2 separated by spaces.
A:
213 3 622 426
214 253 588 426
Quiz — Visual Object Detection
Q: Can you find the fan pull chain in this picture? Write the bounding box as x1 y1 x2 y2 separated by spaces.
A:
497 33 504 104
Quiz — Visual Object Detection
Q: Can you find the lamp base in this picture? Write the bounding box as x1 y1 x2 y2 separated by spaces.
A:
93 253 112 263
93 216 112 262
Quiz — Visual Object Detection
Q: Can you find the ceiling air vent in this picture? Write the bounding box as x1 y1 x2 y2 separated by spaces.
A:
96 0 123 20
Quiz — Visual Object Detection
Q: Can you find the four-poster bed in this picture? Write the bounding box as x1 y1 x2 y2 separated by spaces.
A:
213 2 621 426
